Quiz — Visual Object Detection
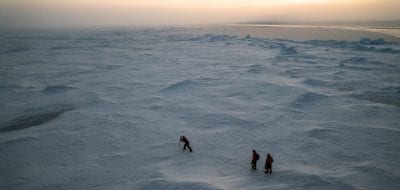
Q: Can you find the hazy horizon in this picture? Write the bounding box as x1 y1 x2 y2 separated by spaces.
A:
1 0 400 28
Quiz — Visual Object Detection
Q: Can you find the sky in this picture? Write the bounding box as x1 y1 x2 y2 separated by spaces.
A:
1 0 400 28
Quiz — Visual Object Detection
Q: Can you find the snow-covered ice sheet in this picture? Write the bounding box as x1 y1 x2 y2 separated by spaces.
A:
1 28 399 190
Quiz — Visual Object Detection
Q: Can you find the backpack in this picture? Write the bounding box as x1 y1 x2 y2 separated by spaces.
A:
256 153 260 160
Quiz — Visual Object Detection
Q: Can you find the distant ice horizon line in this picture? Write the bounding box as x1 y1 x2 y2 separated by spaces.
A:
229 23 400 30
229 21 400 38
2 20 400 28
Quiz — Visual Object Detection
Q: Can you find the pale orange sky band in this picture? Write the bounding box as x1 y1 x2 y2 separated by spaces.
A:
0 0 399 27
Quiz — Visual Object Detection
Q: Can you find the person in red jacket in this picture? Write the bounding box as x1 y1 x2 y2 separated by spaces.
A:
264 154 274 174
180 136 192 152
251 150 260 170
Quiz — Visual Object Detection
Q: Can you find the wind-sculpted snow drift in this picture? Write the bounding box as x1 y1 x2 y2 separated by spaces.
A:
0 28 399 190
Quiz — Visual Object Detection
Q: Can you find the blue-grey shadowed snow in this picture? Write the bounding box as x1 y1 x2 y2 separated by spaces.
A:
302 78 332 87
302 39 400 53
352 88 400 107
338 57 397 70
246 64 267 74
276 170 357 190
290 92 329 108
1 46 31 55
279 45 299 55
161 79 206 93
137 179 224 190
0 109 69 132
42 85 79 94
1 28 400 190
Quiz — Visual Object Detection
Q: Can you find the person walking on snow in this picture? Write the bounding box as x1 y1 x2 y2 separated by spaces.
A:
180 136 192 152
265 154 274 174
251 150 260 170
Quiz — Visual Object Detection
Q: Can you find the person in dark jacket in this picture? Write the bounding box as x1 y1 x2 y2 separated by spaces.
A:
180 136 192 152
264 154 274 174
251 150 260 170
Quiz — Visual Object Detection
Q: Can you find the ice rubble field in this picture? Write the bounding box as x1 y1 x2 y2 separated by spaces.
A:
1 28 400 190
